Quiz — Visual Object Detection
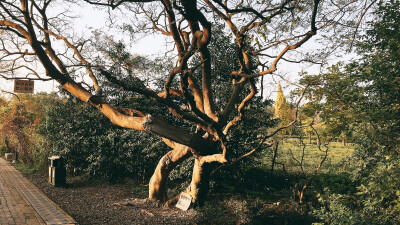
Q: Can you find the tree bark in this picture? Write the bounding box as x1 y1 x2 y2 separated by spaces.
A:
148 146 192 203
270 143 279 175
187 158 212 207
164 157 213 208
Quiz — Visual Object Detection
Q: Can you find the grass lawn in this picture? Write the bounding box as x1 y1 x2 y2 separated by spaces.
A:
262 138 354 174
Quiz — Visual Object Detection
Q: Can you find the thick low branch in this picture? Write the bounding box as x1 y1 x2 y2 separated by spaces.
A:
199 153 226 164
101 70 212 132
143 115 209 150
210 141 273 177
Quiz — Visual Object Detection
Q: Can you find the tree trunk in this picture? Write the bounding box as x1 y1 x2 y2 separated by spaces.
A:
163 158 213 208
270 143 279 175
187 158 212 207
148 146 192 203
298 189 305 203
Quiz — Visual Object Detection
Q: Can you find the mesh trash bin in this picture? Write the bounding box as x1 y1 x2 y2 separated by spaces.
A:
48 156 66 187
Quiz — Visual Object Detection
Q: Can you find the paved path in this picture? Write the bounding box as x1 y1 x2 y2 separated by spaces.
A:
0 158 76 225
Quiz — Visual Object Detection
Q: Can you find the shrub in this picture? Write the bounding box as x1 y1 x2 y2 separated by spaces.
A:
38 97 169 182
314 156 400 225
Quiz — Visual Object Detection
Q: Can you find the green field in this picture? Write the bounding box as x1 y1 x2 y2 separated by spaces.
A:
262 139 354 175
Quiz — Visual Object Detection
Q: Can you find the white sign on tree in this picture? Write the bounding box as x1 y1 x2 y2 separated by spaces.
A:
176 193 193 211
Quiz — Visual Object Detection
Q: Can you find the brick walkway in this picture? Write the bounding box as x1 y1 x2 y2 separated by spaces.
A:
0 158 76 225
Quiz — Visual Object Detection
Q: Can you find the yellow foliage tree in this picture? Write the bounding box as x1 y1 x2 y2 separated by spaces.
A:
274 84 291 127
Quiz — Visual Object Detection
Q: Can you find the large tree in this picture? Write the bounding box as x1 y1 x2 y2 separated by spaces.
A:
0 0 376 206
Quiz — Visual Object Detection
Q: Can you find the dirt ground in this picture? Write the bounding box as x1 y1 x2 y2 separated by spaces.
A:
25 173 314 225
26 174 197 225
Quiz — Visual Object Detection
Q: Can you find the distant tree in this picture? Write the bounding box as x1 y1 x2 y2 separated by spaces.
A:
0 93 56 164
274 84 292 139
274 84 290 123
0 103 31 161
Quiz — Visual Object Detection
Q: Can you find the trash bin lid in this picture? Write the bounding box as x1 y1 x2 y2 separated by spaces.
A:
48 155 61 160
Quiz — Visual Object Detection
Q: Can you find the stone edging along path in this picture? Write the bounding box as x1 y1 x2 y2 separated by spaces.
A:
0 158 76 225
